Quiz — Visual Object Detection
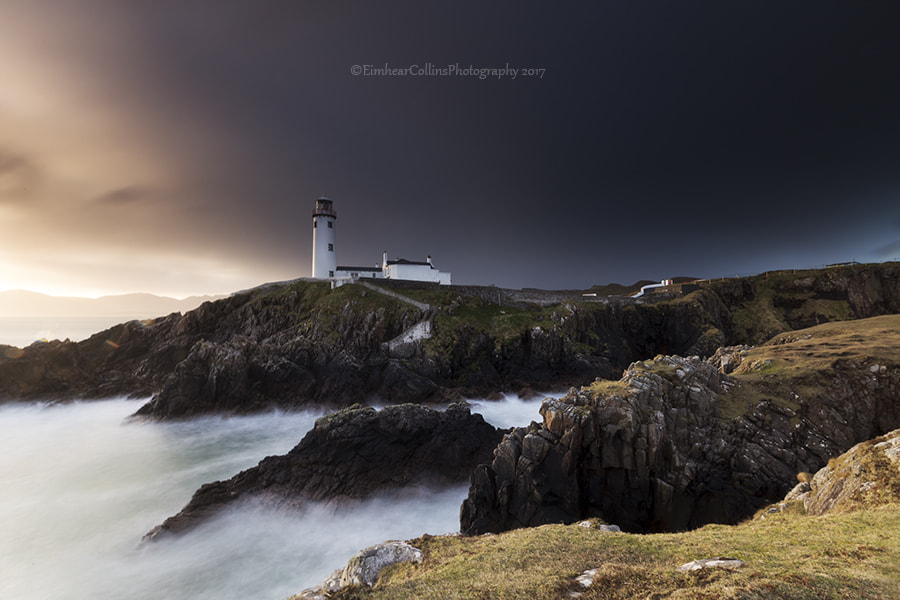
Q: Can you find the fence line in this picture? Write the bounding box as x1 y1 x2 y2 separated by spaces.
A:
691 259 899 286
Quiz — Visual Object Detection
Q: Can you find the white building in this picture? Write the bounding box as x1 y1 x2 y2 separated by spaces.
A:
382 252 451 285
311 196 451 285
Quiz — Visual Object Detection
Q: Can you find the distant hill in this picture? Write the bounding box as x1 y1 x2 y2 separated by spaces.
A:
0 290 224 318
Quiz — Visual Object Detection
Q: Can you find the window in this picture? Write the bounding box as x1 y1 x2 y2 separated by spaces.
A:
313 221 317 228
328 270 334 278
327 221 333 229
328 243 334 251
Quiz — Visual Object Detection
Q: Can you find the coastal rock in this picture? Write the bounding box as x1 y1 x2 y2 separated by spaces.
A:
293 541 424 599
461 324 900 534
293 569 342 600
340 541 424 587
461 356 739 534
145 401 503 540
3 264 900 419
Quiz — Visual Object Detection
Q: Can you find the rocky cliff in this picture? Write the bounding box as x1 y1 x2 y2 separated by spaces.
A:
2 263 899 420
145 401 503 540
460 314 900 534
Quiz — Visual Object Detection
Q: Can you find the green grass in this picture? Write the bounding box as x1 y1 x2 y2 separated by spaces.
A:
426 297 558 355
716 314 900 420
321 505 900 600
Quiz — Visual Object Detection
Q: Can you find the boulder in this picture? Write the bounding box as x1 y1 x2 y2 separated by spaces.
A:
293 541 424 599
340 541 424 587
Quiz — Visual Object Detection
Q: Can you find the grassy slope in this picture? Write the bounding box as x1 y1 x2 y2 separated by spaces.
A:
717 314 900 419
329 505 900 600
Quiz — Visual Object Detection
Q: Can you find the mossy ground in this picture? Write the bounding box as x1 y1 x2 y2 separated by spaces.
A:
322 505 900 600
716 314 900 420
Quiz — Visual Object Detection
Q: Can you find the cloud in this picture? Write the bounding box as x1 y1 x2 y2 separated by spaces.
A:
0 150 41 201
95 185 155 205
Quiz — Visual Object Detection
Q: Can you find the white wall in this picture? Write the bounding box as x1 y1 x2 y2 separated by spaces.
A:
311 215 337 278
384 263 451 285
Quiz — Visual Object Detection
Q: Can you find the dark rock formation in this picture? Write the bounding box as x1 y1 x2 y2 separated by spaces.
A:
2 264 900 420
460 317 900 534
144 401 503 540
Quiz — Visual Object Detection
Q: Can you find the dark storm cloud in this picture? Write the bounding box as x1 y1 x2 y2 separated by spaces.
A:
2 1 899 295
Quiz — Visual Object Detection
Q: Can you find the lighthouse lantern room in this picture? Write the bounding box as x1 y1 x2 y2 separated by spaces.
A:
311 195 337 279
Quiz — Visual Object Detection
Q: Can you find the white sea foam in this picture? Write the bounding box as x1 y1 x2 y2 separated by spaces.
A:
0 396 532 600
468 392 553 429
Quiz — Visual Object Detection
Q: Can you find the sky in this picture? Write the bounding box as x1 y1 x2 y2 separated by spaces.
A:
1 1 898 298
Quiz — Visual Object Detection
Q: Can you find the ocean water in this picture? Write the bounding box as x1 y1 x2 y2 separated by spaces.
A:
0 395 545 600
0 316 136 348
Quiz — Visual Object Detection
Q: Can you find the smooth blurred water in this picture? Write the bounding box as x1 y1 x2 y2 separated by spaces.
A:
0 395 544 600
468 392 548 429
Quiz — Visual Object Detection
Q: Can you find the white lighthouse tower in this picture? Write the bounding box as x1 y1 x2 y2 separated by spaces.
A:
311 195 337 279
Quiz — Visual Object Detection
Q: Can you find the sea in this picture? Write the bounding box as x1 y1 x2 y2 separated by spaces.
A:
0 394 545 600
0 316 138 349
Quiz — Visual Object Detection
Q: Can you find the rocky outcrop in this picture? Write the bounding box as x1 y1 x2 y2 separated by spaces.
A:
461 317 900 534
769 428 900 517
2 264 900 420
706 345 752 374
462 356 746 534
145 401 503 540
293 541 424 600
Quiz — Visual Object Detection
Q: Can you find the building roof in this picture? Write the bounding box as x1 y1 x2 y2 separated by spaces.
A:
337 265 381 272
386 258 433 268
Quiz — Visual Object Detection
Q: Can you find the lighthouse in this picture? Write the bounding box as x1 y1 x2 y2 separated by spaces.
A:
311 195 337 279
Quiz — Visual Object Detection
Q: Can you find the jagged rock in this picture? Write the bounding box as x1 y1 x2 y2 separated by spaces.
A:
461 338 900 535
145 401 503 540
461 356 739 534
707 345 752 374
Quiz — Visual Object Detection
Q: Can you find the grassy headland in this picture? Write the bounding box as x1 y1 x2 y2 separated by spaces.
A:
322 505 900 599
